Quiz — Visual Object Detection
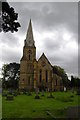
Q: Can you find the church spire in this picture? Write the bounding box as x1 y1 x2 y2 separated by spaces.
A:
25 19 35 46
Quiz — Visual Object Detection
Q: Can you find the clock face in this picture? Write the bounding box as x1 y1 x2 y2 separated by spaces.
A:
42 61 46 67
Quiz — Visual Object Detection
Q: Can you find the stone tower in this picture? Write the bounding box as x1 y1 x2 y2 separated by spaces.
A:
19 19 36 90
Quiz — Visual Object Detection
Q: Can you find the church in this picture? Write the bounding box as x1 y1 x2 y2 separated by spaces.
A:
19 19 64 91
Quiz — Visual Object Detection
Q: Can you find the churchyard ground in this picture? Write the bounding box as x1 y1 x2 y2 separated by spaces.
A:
0 94 2 120
2 91 80 119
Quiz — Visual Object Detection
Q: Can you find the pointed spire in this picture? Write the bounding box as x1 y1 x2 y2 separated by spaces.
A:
25 19 35 46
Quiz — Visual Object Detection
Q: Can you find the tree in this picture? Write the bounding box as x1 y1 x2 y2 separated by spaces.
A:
71 76 75 88
2 63 20 89
0 2 20 32
2 64 8 89
71 76 80 88
53 65 69 87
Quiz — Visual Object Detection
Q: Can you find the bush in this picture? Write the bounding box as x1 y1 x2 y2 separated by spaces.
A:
27 92 32 96
23 91 27 95
70 95 74 98
35 95 40 99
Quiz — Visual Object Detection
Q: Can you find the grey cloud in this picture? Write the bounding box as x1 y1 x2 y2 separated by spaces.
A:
9 2 78 37
48 53 78 77
0 0 6 1
1 47 21 63
63 57 78 76
1 33 20 47
44 38 61 51
0 2 2 32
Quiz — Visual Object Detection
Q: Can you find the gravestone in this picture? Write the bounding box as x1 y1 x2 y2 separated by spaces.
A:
2 93 7 97
6 95 14 101
64 87 66 92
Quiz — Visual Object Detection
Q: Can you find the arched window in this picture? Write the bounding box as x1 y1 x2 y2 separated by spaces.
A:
29 54 31 60
28 76 30 85
56 79 57 86
28 50 32 60
39 69 42 83
45 70 48 83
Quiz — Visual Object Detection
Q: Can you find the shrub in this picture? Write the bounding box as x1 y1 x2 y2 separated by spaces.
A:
35 95 40 99
27 92 32 96
23 91 27 95
70 95 74 98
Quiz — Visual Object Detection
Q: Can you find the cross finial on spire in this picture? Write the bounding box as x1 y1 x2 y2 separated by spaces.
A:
25 19 35 46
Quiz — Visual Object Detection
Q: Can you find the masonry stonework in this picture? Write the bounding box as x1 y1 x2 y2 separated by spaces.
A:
19 19 64 91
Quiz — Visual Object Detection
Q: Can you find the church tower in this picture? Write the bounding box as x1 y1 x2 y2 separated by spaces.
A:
19 19 36 90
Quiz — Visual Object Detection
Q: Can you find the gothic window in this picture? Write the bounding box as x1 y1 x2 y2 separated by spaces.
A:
56 79 57 86
39 69 42 83
45 70 48 83
28 50 32 60
29 54 31 60
28 76 30 85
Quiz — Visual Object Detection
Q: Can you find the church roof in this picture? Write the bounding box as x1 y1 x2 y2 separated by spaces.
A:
38 53 52 66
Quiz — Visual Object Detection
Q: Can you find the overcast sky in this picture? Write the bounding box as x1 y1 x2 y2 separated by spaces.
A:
0 2 78 79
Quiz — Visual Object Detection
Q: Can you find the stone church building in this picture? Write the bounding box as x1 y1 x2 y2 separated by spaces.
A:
19 19 64 91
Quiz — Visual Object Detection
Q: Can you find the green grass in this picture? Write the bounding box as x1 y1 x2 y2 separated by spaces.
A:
0 94 2 120
2 91 79 118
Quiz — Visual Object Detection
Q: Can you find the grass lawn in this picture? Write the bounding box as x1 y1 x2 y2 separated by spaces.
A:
0 94 2 120
2 91 80 119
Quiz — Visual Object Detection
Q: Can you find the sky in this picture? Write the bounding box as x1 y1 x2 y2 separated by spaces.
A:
0 2 78 79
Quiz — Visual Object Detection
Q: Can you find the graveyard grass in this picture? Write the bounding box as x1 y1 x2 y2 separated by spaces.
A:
2 91 80 118
0 94 2 120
